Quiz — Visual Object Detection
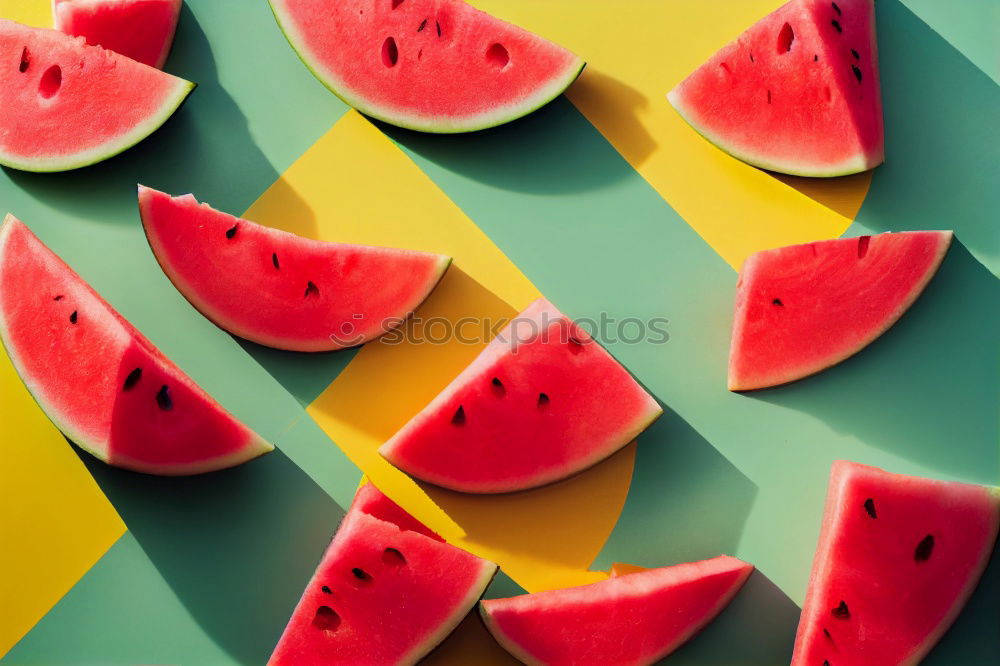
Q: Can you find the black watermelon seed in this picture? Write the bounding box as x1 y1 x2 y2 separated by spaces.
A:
915 535 934 562
304 281 320 298
225 223 239 239
321 585 332 594
435 20 441 37
831 600 849 619
772 298 784 306
491 377 505 397
53 294 64 301
749 53 755 62
814 54 819 62
823 628 833 641
537 392 550 408
451 405 466 425
852 65 862 82
351 567 372 582
156 385 172 410
851 48 860 60
19 47 29 73
417 18 427 32
823 661 831 666
272 253 280 269
831 2 841 15
767 89 772 104
864 498 877 518
69 310 78 324
831 19 842 33
123 367 143 391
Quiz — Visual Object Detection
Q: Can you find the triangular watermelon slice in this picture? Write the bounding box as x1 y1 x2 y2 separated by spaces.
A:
792 461 1000 665
53 0 182 69
268 0 584 133
668 0 883 176
0 19 193 172
138 186 451 352
380 299 663 493
0 215 272 475
729 231 952 391
269 483 497 665
481 556 754 666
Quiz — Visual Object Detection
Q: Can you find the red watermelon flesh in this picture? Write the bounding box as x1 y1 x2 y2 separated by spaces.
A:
792 461 1000 665
380 299 662 493
729 231 952 391
349 481 443 542
138 186 451 352
668 0 883 177
481 556 754 666
0 19 193 172
53 0 182 69
0 215 272 475
268 0 584 133
269 492 497 665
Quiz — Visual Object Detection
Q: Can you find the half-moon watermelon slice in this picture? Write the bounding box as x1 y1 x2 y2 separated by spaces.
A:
269 483 497 665
792 461 1000 665
380 299 662 493
53 0 182 69
481 555 754 666
138 186 451 352
668 0 884 176
0 215 272 475
729 231 952 391
268 0 584 133
0 19 193 172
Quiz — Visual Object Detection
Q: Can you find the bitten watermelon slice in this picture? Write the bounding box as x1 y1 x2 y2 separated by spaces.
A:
269 483 496 665
668 0 884 176
0 216 272 475
380 299 662 493
792 461 1000 665
268 0 584 132
0 19 192 172
729 231 952 391
53 0 182 69
481 556 754 666
138 186 451 352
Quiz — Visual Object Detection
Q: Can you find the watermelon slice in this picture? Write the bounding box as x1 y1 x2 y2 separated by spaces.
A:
269 483 497 665
792 461 1000 665
481 556 754 666
0 215 272 475
729 231 952 391
380 299 662 493
138 186 451 352
268 0 584 133
349 481 443 542
0 19 193 172
53 0 182 69
668 0 884 177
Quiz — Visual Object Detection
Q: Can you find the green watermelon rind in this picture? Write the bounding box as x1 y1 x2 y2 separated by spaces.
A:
667 88 878 178
0 215 274 475
0 77 194 173
267 0 585 134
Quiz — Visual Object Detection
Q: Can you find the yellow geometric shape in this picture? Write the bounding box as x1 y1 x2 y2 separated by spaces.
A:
245 110 634 592
0 0 50 27
476 0 872 269
0 345 125 658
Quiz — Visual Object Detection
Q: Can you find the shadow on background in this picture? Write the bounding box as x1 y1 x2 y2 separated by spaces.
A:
77 445 344 664
374 96 630 195
3 5 306 221
235 338 359 408
566 68 658 168
591 404 756 571
855 0 999 274
748 239 999 483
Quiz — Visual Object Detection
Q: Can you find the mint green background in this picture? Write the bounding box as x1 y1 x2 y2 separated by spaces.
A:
3 1 998 664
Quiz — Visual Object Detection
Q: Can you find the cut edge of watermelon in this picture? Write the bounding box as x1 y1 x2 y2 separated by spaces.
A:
479 555 753 666
0 214 274 475
666 87 879 178
795 461 1000 664
267 0 585 133
727 231 953 391
0 74 193 173
137 185 453 352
